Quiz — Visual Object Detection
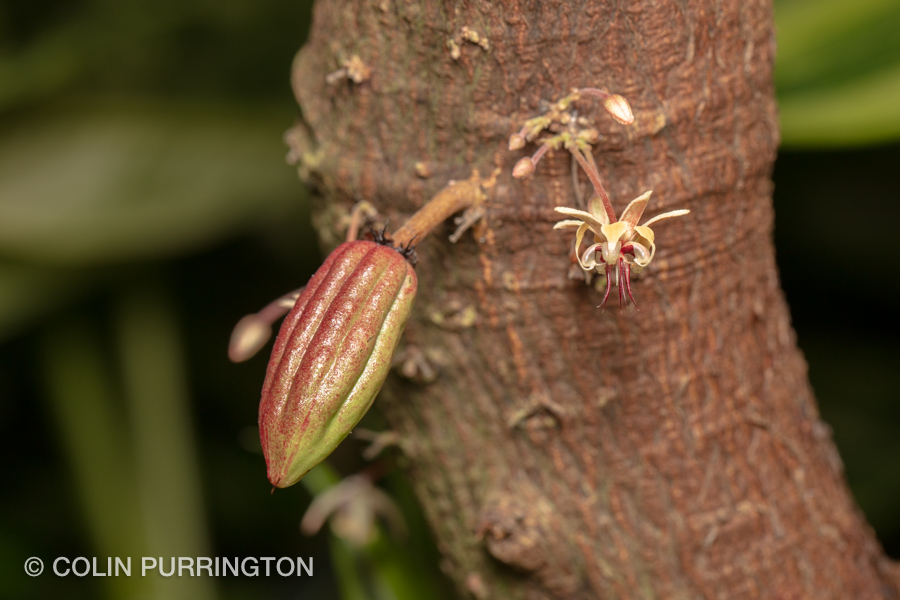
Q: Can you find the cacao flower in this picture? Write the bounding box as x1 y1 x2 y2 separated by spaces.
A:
553 191 689 307
259 240 417 488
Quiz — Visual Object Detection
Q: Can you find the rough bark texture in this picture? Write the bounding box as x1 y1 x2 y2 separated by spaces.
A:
287 0 900 598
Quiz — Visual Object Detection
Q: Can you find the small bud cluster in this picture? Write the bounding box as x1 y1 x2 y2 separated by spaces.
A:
509 88 633 179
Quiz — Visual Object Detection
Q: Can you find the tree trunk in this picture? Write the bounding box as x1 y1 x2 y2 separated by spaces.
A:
287 0 900 598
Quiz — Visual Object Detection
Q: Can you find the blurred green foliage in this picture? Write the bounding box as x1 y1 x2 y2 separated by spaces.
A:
776 0 900 146
0 0 898 599
0 1 452 599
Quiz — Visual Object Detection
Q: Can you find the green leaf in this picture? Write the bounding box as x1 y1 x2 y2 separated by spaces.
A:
779 61 900 147
775 0 900 146
0 99 301 264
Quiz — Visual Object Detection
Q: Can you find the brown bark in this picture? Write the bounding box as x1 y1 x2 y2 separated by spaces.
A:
287 0 900 598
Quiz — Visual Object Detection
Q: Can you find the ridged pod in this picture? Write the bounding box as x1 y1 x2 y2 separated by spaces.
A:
259 241 417 488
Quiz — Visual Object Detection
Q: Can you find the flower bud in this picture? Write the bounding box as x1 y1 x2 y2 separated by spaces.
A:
603 94 634 125
228 314 273 363
512 156 535 178
259 241 417 488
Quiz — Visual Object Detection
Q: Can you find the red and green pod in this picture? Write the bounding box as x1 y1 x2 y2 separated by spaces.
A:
259 241 417 488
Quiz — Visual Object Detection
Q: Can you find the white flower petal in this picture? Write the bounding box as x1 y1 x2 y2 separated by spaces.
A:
554 206 593 219
579 243 603 270
629 241 652 267
600 221 631 246
573 223 589 255
588 196 611 225
642 209 690 227
554 206 607 233
633 225 655 246
619 191 653 227
553 219 584 229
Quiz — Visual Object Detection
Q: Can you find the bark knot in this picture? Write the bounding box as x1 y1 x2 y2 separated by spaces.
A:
477 481 583 596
